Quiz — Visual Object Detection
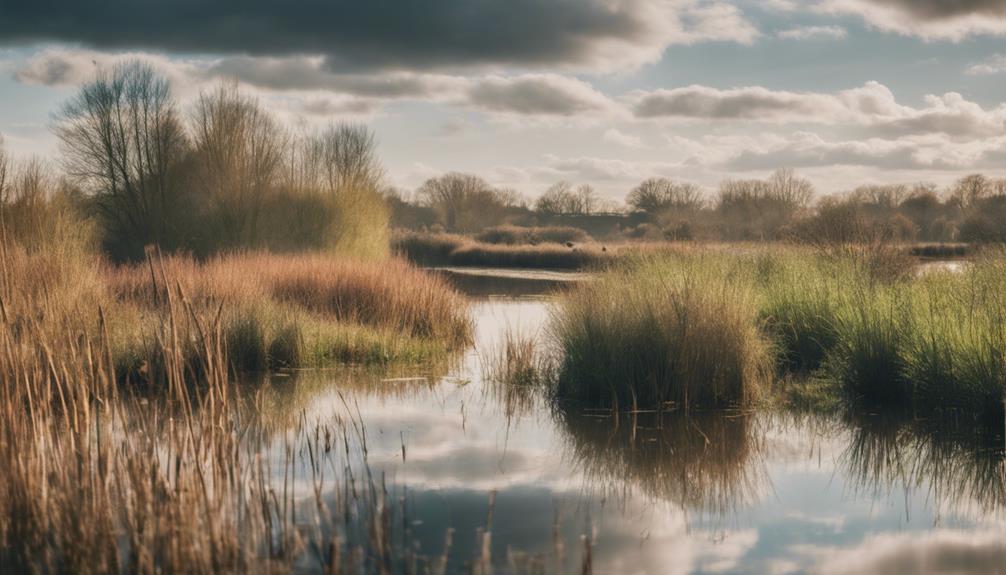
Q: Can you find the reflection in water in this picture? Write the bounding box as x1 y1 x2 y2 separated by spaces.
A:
841 409 1006 517
434 267 581 299
558 407 766 517
93 270 1006 573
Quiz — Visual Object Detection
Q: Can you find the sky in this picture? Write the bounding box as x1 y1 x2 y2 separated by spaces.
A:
3 0 1006 202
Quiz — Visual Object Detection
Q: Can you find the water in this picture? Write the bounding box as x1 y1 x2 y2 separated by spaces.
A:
259 268 1006 574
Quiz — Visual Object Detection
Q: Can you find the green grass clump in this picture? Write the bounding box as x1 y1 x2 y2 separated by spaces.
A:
550 254 774 409
757 253 842 372
899 262 1006 411
825 287 910 404
548 246 1006 413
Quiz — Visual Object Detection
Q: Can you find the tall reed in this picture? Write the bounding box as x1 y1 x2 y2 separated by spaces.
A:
550 254 774 409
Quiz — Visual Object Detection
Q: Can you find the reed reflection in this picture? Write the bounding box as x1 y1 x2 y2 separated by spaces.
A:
840 408 1006 516
557 407 767 516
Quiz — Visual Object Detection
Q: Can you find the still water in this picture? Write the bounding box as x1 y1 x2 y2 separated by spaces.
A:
269 268 1006 574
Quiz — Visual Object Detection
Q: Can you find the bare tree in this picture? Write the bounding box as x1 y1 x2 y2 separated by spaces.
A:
192 83 285 247
536 181 598 214
627 178 703 214
318 124 383 195
54 61 188 250
767 168 814 211
850 185 907 211
418 172 505 232
494 187 526 209
951 174 991 210
283 123 383 196
575 184 597 214
536 181 574 214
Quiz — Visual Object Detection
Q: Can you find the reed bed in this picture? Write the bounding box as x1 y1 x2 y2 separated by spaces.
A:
393 231 614 270
0 227 588 573
474 225 590 246
480 329 554 420
106 251 473 372
537 245 1006 413
549 254 775 409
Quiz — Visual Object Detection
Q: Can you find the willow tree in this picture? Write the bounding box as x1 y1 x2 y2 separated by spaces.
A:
283 123 388 258
191 84 285 249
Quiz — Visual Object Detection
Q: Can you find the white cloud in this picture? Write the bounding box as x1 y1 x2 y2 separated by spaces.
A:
722 131 984 171
965 53 1006 75
679 3 762 45
794 528 1006 575
466 74 615 116
603 128 645 148
629 81 1006 138
777 25 848 40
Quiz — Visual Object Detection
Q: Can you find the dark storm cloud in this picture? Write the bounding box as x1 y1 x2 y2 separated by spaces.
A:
0 0 657 71
874 0 1006 20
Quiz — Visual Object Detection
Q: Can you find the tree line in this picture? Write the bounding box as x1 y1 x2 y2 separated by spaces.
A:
387 168 1006 243
1 61 388 261
5 62 1005 252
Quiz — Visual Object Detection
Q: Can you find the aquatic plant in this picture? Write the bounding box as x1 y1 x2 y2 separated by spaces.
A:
549 254 774 409
549 246 1006 412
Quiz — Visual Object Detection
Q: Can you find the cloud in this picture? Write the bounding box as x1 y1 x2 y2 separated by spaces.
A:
631 84 845 121
629 81 1006 138
14 48 620 118
721 131 978 171
466 74 614 116
806 0 1006 39
0 0 758 74
13 48 202 90
795 528 1006 575
776 25 847 40
207 56 470 99
603 128 644 148
679 3 761 45
965 53 1006 75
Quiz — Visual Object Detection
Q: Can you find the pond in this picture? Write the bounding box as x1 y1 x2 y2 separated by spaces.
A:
250 268 1006 574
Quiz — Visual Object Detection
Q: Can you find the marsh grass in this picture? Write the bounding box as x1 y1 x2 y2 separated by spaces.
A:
475 225 591 246
550 254 775 409
394 231 614 269
0 225 587 573
900 258 1006 411
547 245 1006 412
107 251 473 373
481 328 555 419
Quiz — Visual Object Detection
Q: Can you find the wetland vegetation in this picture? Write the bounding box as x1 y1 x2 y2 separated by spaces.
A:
4 60 1006 574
